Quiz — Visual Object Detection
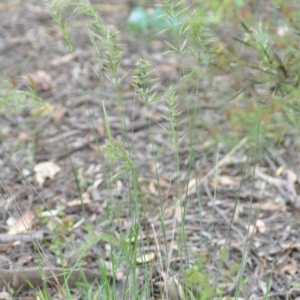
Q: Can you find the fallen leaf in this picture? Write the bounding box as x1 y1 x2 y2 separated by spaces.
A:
67 192 91 207
4 186 18 194
30 101 55 117
275 165 286 176
150 162 158 173
92 178 104 189
115 270 124 280
158 177 171 188
40 210 60 217
246 224 257 238
280 241 300 250
0 291 12 300
149 180 157 194
256 219 266 234
50 49 81 66
34 161 61 187
136 252 155 264
52 105 67 122
18 131 29 140
229 239 243 247
161 271 184 300
253 201 286 212
280 259 298 274
233 202 240 221
174 202 182 221
96 118 105 135
258 279 268 295
218 175 237 186
16 70 53 92
7 210 36 235
284 169 297 183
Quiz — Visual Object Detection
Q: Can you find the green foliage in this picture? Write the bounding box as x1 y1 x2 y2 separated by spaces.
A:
184 255 216 300
0 84 42 113
132 58 161 105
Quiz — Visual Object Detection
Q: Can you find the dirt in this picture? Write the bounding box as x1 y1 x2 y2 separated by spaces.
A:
1 1 300 299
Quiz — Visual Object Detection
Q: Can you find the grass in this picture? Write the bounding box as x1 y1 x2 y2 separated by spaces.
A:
1 0 300 299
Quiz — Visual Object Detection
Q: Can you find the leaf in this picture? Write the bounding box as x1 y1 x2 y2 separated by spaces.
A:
136 252 155 264
30 101 55 117
18 70 53 92
7 210 36 235
50 49 81 66
0 291 12 300
34 161 61 187
256 219 266 234
52 105 67 122
280 259 298 275
218 175 238 186
67 192 91 207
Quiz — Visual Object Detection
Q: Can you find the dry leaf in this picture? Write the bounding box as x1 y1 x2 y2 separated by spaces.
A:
18 70 53 91
52 105 67 122
50 49 81 66
34 161 61 187
164 274 185 300
275 165 286 176
280 241 300 250
247 224 257 238
5 186 18 194
136 252 155 264
256 219 266 234
67 192 91 207
258 279 268 295
174 203 182 221
96 118 105 135
218 175 237 186
229 239 243 247
18 131 29 140
7 210 36 235
285 169 297 183
253 201 286 212
115 270 124 280
40 210 60 217
0 291 12 300
149 180 157 194
158 177 171 188
150 162 158 174
280 259 298 274
30 101 55 117
233 202 240 221
93 178 104 189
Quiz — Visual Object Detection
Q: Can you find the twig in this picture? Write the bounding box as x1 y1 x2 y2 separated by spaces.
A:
0 232 44 243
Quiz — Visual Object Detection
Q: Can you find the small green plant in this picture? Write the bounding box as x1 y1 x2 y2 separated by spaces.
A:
184 254 216 300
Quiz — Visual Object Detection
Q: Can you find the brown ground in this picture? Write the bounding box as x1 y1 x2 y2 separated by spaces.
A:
1 1 300 299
